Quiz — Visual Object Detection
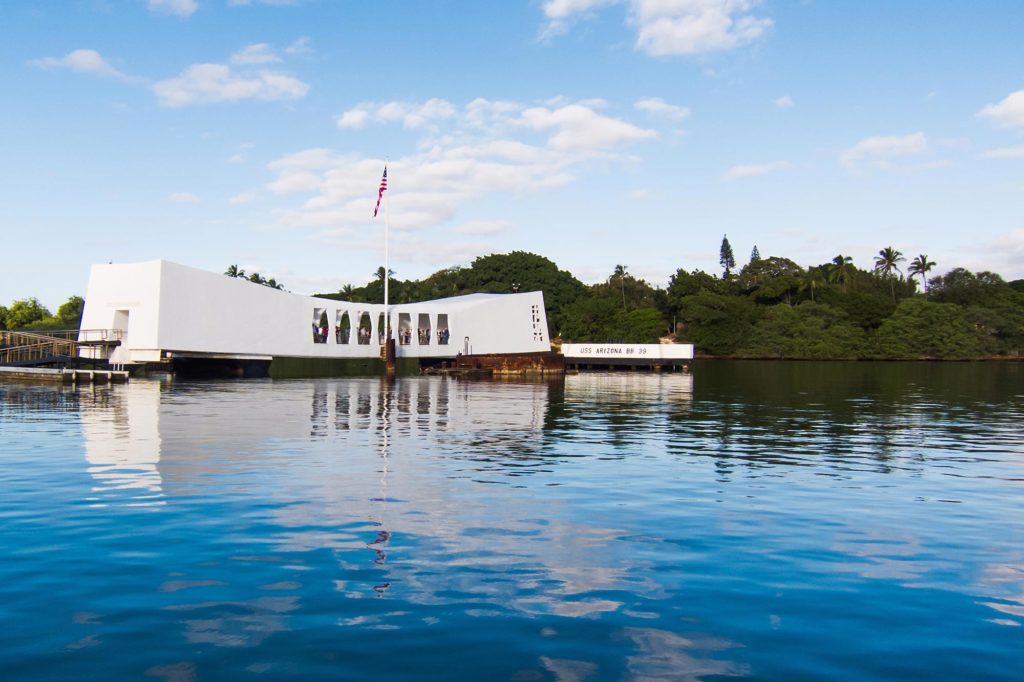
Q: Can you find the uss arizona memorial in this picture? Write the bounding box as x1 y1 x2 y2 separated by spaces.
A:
79 260 551 375
76 260 693 377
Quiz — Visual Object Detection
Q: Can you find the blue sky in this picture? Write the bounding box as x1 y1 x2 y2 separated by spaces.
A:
3 0 1024 308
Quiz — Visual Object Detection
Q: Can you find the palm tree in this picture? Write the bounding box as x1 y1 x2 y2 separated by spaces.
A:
340 284 354 299
800 267 826 302
828 254 854 293
873 246 905 302
265 277 284 290
907 254 936 293
224 264 245 279
614 264 628 311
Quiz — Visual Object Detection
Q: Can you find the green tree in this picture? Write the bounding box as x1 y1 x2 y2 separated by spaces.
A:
827 254 855 293
719 235 736 278
928 268 1007 306
874 298 981 359
664 268 722 329
224 264 245 278
678 290 759 355
461 252 587 335
907 254 936 293
873 246 905 303
799 267 827 303
4 298 51 329
56 295 85 328
737 256 803 304
614 264 628 311
968 297 1024 356
591 266 658 312
623 308 667 343
817 289 895 331
750 245 761 263
559 298 624 342
0 305 7 330
740 302 866 359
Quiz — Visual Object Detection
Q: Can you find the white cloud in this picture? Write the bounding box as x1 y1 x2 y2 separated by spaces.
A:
337 109 370 129
29 49 132 81
840 132 928 166
977 90 1024 129
170 192 201 204
541 0 619 38
630 0 773 56
336 98 457 130
231 43 281 65
966 229 1024 280
774 95 794 109
453 221 513 235
722 160 791 181
634 97 690 120
271 98 655 238
229 191 257 205
147 0 198 18
285 37 312 55
544 0 618 20
981 144 1024 159
227 143 255 164
153 63 309 107
519 103 657 151
228 0 298 6
541 1 772 55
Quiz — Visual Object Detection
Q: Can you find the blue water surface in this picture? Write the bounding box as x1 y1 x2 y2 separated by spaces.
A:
1 361 1022 680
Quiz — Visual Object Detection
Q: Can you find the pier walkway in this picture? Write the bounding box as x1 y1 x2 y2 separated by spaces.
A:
0 329 124 369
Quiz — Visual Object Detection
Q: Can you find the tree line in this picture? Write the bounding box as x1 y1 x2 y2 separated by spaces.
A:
0 296 84 332
318 241 1023 360
4 245 1021 360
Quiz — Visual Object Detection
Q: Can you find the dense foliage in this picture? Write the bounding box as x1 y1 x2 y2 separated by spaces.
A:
0 296 83 331
7 247 1022 360
314 247 1023 359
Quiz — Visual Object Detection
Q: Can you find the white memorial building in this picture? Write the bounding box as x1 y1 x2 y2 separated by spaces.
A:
79 260 550 375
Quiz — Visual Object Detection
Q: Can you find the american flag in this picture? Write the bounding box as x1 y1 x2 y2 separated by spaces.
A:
373 166 387 217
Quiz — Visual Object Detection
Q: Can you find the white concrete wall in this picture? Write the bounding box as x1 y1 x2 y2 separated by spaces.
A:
79 261 164 363
80 260 550 363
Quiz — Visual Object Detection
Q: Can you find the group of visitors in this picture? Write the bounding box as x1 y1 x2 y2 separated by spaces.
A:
311 317 450 347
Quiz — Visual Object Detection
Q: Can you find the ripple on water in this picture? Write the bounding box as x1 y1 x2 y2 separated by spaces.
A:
0 364 1022 679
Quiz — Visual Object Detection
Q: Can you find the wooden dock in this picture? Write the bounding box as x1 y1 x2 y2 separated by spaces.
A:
0 366 129 384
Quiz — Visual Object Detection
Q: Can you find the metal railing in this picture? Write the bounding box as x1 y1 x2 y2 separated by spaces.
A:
0 329 124 366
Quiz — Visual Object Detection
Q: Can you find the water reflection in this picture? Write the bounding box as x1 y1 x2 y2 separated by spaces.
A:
81 380 164 504
2 362 1022 679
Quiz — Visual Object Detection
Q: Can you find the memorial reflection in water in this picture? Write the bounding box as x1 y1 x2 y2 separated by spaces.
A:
4 363 1020 681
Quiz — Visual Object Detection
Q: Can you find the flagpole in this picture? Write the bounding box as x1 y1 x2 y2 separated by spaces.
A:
383 160 390 342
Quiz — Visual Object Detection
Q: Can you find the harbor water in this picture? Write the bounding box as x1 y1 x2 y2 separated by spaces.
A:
1 361 1022 680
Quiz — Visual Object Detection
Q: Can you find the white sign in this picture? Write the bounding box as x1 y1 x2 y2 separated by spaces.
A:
561 343 694 360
